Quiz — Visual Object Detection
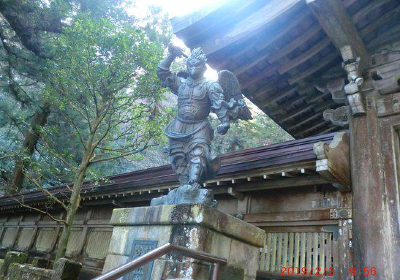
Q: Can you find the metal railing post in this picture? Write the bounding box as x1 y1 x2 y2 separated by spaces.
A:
212 263 221 280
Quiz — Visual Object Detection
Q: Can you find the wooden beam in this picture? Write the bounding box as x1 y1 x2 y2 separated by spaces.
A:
227 187 245 200
221 175 330 193
306 0 369 73
243 209 340 223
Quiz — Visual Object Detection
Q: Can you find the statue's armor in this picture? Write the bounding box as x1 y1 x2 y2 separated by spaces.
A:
177 80 211 122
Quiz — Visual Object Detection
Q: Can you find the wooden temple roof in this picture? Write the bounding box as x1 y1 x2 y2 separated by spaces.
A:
171 0 400 138
0 132 337 211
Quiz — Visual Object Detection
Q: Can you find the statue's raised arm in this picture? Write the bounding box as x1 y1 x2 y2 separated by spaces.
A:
156 43 186 95
152 44 252 207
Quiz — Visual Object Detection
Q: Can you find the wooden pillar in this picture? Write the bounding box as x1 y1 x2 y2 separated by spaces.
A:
349 49 400 279
349 88 393 279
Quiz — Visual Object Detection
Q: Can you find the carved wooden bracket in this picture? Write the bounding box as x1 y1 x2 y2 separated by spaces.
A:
323 106 349 127
313 131 351 191
341 45 366 116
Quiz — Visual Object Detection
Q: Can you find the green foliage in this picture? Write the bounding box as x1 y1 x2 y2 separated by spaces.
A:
211 106 293 154
36 14 168 182
0 0 292 194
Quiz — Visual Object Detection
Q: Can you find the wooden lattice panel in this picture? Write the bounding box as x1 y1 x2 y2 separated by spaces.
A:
35 228 56 252
16 228 34 250
84 228 112 259
259 232 336 275
66 228 83 256
1 227 17 247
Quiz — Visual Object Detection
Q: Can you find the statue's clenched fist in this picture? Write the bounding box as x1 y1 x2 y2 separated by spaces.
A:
168 43 185 58
217 122 230 135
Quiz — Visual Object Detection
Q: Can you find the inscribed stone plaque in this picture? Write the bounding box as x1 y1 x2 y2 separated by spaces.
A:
124 240 157 280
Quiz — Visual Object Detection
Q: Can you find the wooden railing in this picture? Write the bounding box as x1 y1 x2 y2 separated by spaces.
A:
92 243 227 280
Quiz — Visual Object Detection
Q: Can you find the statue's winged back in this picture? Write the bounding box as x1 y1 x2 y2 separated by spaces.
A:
218 70 252 120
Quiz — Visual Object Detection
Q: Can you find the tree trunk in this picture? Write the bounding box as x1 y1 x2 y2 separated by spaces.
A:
6 104 50 194
55 164 88 262
55 133 95 262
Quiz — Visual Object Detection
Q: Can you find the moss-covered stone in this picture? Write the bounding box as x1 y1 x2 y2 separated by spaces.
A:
4 263 54 280
0 251 28 278
31 257 50 269
51 258 81 280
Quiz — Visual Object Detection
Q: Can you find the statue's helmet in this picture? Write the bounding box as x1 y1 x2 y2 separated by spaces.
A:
186 48 207 78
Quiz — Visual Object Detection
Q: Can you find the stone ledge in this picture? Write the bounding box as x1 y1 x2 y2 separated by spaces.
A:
110 204 265 247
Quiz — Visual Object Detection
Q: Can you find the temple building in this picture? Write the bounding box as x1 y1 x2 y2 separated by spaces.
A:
1 0 399 279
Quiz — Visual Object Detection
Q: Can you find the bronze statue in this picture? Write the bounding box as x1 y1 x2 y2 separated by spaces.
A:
151 44 251 207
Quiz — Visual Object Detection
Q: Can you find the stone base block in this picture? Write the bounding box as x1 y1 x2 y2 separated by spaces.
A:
103 204 265 280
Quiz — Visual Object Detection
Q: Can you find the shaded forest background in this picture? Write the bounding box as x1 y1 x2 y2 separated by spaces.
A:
0 0 292 195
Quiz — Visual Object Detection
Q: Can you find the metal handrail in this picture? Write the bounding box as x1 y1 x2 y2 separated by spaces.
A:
93 243 227 280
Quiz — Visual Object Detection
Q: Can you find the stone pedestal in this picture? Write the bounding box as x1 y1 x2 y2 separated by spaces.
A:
103 204 265 280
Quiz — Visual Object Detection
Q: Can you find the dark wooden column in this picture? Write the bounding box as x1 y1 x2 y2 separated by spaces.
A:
349 87 392 279
306 0 398 278
348 52 400 279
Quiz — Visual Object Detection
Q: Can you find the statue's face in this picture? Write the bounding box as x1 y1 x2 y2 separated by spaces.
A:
186 59 206 80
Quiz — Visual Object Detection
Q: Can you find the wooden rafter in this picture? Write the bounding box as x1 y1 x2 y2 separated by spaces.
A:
288 52 340 85
278 38 332 75
218 2 308 69
268 24 322 64
359 4 400 38
351 0 392 23
288 112 323 131
260 86 298 108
